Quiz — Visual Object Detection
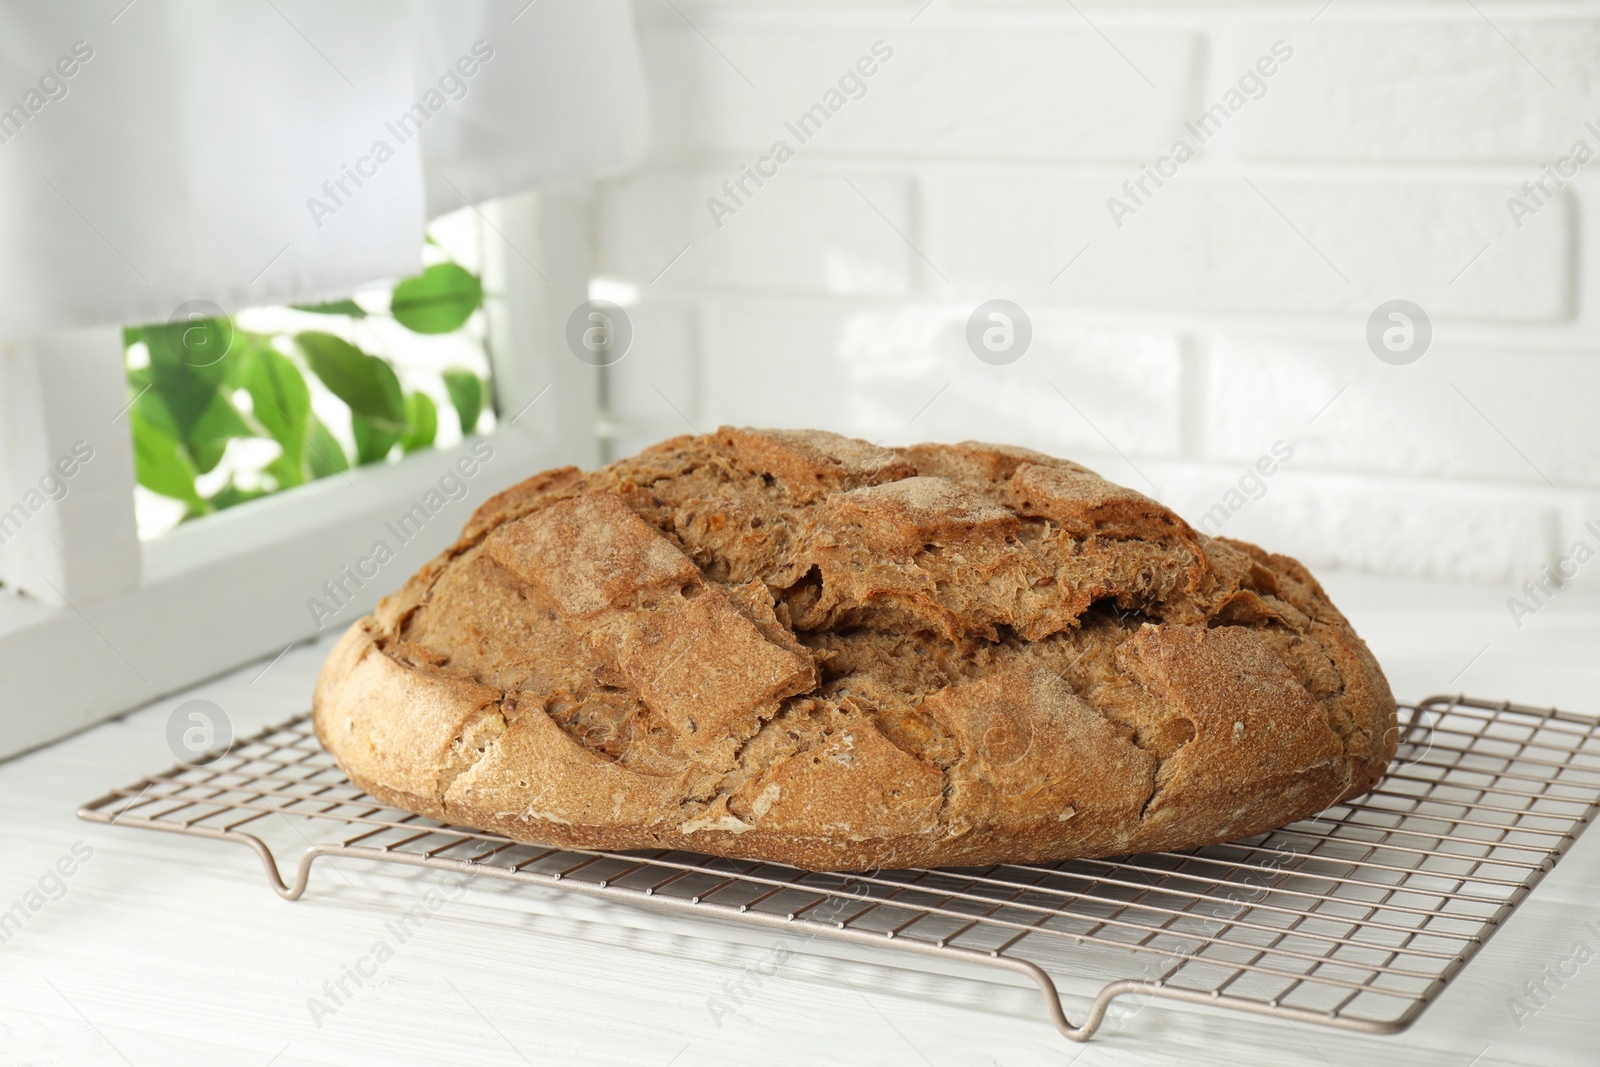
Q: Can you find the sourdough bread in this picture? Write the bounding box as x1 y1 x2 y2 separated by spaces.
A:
313 429 1397 871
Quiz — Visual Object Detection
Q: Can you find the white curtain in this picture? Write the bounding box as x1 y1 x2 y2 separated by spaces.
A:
0 0 648 338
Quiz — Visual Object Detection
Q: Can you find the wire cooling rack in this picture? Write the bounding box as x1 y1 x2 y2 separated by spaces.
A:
79 695 1600 1043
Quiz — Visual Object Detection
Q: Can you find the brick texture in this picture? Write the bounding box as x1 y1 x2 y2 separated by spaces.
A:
1202 337 1600 488
591 2 1600 587
697 299 1185 456
637 23 1202 161
597 168 913 296
1161 468 1561 585
922 172 1569 320
1234 21 1600 162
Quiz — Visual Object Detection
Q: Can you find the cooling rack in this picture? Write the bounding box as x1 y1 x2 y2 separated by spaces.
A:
78 695 1600 1044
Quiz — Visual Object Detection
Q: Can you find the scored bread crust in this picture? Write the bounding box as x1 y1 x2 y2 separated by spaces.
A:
313 429 1398 871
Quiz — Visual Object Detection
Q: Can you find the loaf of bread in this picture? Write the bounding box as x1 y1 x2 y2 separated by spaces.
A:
313 429 1397 871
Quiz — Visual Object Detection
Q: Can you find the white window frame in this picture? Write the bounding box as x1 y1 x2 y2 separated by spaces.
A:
0 188 601 760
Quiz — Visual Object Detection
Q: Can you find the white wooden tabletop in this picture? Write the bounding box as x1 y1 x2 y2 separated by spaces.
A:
3 572 1597 1066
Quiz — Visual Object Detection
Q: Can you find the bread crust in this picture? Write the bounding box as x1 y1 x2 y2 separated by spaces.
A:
313 429 1397 871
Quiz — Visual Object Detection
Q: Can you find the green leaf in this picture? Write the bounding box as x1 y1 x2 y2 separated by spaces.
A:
243 346 312 476
125 365 176 438
351 414 399 466
296 332 408 430
209 482 269 511
185 393 253 475
389 263 482 334
130 408 202 506
223 332 273 388
143 316 237 372
292 299 367 318
368 359 407 429
131 388 179 443
264 452 305 491
306 417 350 480
442 369 483 436
125 315 254 476
190 393 252 438
141 321 231 441
400 392 437 454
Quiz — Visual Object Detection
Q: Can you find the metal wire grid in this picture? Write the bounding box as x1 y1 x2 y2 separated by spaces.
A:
79 694 1600 1043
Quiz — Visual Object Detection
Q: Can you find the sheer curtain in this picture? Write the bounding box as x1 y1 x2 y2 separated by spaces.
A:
0 0 649 338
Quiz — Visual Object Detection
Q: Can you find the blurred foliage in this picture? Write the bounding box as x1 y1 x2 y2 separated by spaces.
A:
390 263 483 334
124 261 490 523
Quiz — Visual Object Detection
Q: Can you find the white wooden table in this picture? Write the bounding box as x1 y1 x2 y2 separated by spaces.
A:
3 572 1597 1066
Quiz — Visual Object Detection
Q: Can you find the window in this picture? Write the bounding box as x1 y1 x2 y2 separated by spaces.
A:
124 209 497 539
0 189 602 760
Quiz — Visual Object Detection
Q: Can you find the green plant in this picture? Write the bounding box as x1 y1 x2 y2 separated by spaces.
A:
124 261 492 524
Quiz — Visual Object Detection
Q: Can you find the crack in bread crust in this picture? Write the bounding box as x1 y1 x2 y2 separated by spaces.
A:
313 429 1399 871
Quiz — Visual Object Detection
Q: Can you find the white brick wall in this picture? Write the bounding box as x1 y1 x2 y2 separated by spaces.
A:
598 168 915 295
1232 21 1600 162
695 299 1186 454
922 174 1569 318
592 0 1600 590
638 25 1204 160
